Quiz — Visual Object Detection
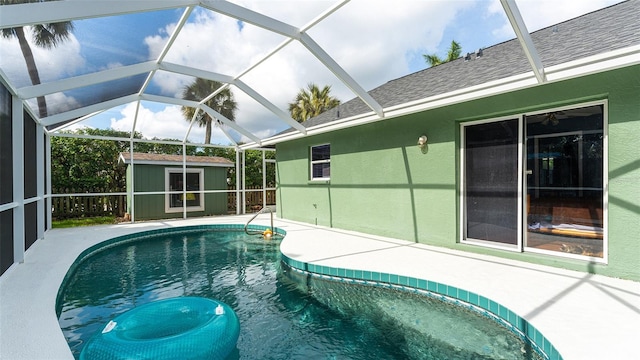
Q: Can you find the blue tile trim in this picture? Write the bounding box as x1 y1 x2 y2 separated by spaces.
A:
280 254 562 360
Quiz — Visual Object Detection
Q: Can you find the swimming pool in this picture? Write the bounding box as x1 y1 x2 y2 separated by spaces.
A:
57 225 552 359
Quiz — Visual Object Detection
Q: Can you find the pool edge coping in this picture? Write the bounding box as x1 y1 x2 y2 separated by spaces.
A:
281 253 562 360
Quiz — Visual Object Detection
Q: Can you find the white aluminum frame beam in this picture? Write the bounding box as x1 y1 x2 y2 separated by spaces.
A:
218 124 238 146
500 0 546 83
49 110 106 133
16 61 158 99
234 80 307 133
45 133 52 230
40 94 140 126
138 6 195 96
201 104 262 144
0 0 197 29
160 62 236 84
159 64 306 134
201 0 384 118
141 94 199 108
300 32 384 117
7 0 381 143
200 0 300 39
36 124 45 239
12 95 25 264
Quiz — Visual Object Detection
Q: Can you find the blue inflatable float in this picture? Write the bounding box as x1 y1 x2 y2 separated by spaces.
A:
80 297 240 360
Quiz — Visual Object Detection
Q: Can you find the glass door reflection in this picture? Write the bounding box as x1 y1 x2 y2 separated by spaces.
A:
525 106 604 258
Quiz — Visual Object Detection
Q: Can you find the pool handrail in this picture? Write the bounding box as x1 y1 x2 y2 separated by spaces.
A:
244 206 275 235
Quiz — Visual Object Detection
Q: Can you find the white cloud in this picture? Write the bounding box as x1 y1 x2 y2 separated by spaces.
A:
307 1 473 90
110 103 199 141
140 1 476 140
516 0 624 31
24 92 80 116
490 0 624 39
0 27 84 88
4 1 624 144
46 92 82 114
107 102 234 145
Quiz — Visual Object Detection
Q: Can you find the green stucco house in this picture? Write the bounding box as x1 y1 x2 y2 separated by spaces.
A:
119 153 233 221
273 2 640 281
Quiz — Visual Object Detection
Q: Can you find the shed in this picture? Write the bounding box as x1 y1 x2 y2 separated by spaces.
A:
118 152 234 220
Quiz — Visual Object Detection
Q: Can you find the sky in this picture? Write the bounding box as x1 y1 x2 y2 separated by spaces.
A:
0 0 624 146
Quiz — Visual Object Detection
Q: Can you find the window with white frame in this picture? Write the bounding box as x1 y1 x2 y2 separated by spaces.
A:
310 144 330 180
165 168 204 213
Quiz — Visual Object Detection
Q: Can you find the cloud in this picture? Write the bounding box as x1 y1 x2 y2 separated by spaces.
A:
7 1 622 144
307 1 473 90
488 0 624 39
24 92 81 116
136 0 623 142
140 1 477 140
108 102 234 145
46 92 82 114
0 27 84 88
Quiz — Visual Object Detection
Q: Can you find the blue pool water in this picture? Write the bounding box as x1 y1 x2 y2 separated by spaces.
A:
57 227 544 360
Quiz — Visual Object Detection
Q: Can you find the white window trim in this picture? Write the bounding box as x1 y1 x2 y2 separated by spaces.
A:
164 168 205 213
459 100 608 263
310 143 331 181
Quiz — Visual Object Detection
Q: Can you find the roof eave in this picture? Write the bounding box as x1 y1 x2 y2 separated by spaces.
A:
120 160 234 167
252 44 640 148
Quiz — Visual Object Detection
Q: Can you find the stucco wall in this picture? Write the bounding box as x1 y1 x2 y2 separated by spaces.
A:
276 65 640 281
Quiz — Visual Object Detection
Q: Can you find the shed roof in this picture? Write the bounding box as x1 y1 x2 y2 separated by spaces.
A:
275 0 639 139
119 152 234 167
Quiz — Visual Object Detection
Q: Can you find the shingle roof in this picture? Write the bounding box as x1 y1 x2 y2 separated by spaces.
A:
292 0 639 131
119 152 234 167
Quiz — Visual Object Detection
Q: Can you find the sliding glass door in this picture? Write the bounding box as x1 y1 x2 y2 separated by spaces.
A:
462 119 520 247
461 103 606 260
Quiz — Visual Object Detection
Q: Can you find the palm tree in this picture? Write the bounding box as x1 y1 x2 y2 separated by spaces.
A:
288 83 340 123
1 1 74 118
181 78 237 144
423 40 461 67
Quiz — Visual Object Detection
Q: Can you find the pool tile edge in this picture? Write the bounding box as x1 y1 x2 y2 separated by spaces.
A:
280 254 563 360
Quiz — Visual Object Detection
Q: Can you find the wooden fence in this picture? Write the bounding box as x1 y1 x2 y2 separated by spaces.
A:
51 186 276 219
227 186 276 213
51 189 126 220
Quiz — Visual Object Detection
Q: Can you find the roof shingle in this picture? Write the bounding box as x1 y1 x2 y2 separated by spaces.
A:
119 152 234 166
292 0 639 131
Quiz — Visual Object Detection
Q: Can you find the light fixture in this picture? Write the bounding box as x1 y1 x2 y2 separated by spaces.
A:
418 135 428 150
542 112 559 126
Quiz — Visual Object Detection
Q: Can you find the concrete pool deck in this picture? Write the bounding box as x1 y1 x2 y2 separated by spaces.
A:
1 215 638 359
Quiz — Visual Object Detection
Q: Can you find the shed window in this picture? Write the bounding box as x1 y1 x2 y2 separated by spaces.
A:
310 144 330 180
165 168 204 213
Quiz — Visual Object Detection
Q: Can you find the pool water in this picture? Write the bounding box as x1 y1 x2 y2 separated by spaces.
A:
57 229 543 360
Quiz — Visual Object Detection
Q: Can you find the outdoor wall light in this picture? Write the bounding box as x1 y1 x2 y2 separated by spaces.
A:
417 135 428 149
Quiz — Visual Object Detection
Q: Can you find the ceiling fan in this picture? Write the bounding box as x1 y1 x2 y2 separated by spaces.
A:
541 111 561 126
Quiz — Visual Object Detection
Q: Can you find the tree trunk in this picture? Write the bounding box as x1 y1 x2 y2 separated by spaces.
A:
15 27 48 118
205 117 212 144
